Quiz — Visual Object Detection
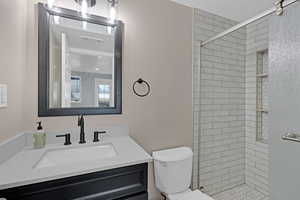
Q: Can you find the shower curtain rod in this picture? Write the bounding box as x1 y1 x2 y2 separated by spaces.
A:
200 0 299 47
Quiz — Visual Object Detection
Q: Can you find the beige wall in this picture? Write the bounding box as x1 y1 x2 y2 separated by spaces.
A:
0 0 193 199
0 0 27 142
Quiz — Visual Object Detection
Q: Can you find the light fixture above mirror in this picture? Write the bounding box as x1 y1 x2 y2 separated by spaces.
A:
47 0 119 23
74 0 97 8
107 0 118 24
47 0 55 8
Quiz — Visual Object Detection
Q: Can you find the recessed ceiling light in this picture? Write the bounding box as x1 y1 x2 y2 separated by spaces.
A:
95 68 100 71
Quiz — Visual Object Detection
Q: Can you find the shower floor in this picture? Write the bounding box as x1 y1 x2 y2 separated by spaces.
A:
212 185 269 200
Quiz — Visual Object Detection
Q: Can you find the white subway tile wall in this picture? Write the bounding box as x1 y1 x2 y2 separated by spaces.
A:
193 9 270 198
193 8 246 195
245 17 269 196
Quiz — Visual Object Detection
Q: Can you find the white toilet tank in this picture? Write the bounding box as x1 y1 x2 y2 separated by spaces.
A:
153 147 193 194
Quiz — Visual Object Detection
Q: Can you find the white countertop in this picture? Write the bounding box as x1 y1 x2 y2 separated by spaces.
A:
0 136 152 190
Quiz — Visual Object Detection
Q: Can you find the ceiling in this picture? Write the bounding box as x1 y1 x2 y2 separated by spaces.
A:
170 0 274 21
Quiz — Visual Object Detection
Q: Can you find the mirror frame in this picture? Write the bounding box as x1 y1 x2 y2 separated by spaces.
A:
38 3 123 117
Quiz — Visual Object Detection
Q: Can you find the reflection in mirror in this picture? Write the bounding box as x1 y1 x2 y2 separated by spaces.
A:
49 15 115 108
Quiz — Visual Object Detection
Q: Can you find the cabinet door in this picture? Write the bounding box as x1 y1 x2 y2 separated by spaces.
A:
0 164 148 200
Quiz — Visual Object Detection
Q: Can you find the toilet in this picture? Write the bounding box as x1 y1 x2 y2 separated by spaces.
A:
153 147 214 200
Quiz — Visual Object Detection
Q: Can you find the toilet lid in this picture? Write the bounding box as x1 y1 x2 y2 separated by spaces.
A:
168 190 214 200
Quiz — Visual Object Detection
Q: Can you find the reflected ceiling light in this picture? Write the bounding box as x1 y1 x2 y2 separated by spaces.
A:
95 68 100 71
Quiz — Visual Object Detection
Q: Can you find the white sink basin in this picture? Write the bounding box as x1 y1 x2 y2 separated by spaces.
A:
34 144 117 169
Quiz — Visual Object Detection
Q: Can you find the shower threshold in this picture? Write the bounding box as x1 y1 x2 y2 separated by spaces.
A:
212 184 269 200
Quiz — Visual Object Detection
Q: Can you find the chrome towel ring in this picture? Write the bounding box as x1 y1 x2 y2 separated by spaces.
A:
133 78 151 97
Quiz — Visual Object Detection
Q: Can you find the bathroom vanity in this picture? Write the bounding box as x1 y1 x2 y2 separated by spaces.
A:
0 126 152 200
0 163 148 200
0 164 148 200
0 3 152 200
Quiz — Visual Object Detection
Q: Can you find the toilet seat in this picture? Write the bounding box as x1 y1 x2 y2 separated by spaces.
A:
167 190 214 200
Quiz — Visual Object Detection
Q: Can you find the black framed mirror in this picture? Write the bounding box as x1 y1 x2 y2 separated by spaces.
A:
38 3 123 117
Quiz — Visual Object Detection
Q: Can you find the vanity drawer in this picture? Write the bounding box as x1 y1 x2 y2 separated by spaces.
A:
0 163 148 200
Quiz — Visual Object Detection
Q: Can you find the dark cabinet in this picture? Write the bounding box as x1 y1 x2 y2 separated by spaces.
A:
0 163 148 200
122 193 148 200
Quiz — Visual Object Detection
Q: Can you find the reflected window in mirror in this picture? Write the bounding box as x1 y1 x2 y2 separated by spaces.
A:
96 79 113 107
71 76 81 104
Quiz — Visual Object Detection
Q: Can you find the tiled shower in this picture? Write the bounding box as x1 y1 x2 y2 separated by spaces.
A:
192 8 270 200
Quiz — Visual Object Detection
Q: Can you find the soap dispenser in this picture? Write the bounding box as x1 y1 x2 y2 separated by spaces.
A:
33 121 46 149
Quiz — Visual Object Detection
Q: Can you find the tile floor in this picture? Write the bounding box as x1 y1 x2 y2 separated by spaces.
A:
212 185 269 200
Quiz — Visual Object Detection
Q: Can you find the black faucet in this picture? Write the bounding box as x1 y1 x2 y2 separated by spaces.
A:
56 133 72 145
78 115 86 144
93 131 107 142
